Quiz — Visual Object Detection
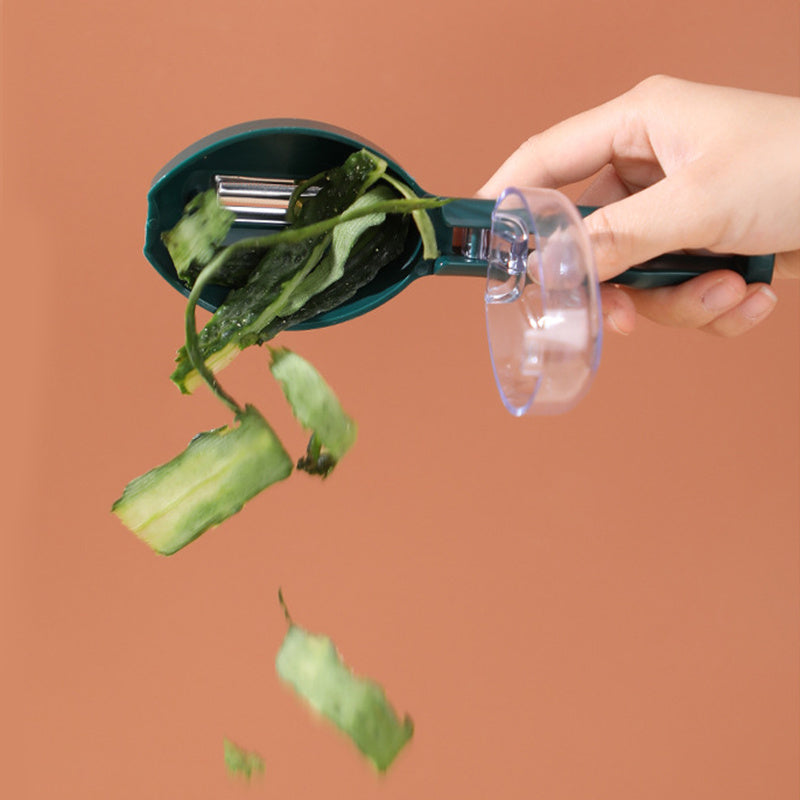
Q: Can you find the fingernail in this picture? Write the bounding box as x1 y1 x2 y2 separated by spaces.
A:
740 286 778 321
702 280 742 313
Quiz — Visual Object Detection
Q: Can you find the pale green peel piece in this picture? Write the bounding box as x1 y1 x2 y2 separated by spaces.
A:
276 623 413 772
223 738 265 780
270 348 356 461
161 189 235 281
112 405 293 555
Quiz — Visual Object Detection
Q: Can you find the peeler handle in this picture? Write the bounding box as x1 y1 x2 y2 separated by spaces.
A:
434 199 775 287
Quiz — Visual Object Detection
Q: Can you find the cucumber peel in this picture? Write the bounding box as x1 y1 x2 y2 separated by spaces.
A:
270 348 356 472
112 406 292 555
276 594 413 772
223 738 265 780
162 189 235 283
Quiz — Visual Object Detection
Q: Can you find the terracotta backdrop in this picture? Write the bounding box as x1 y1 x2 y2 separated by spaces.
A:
3 1 798 798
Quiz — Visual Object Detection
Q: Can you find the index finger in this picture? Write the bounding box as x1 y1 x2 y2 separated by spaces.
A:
476 92 636 198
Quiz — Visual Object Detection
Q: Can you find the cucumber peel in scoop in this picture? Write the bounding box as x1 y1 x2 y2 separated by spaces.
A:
113 150 441 555
169 150 445 394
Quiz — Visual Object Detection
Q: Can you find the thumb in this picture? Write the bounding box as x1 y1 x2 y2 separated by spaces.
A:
583 168 720 281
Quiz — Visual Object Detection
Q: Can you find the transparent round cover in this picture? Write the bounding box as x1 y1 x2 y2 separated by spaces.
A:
485 187 602 416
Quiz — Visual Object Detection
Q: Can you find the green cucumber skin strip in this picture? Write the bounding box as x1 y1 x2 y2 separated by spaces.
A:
256 214 409 342
172 237 318 394
233 235 332 348
276 625 413 772
112 406 292 555
269 348 356 460
291 150 385 226
280 188 394 319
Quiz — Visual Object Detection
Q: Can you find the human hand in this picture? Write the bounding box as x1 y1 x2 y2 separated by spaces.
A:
478 75 800 336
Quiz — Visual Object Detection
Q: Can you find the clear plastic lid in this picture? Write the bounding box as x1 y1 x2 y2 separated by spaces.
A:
485 187 602 416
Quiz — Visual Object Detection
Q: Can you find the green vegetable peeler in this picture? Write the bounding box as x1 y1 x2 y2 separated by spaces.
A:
144 120 775 415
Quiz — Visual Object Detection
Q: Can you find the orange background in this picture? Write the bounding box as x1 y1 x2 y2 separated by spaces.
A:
2 1 798 798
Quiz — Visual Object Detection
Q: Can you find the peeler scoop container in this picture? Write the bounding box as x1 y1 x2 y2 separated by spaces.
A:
144 118 497 324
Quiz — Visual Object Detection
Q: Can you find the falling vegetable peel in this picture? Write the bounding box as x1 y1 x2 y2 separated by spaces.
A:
111 406 292 556
276 591 413 772
223 738 265 780
115 148 421 775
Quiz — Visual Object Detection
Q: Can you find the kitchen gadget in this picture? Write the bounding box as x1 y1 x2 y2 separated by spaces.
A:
144 119 774 414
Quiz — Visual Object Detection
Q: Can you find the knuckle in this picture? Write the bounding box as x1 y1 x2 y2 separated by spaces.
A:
585 206 626 273
631 73 677 97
